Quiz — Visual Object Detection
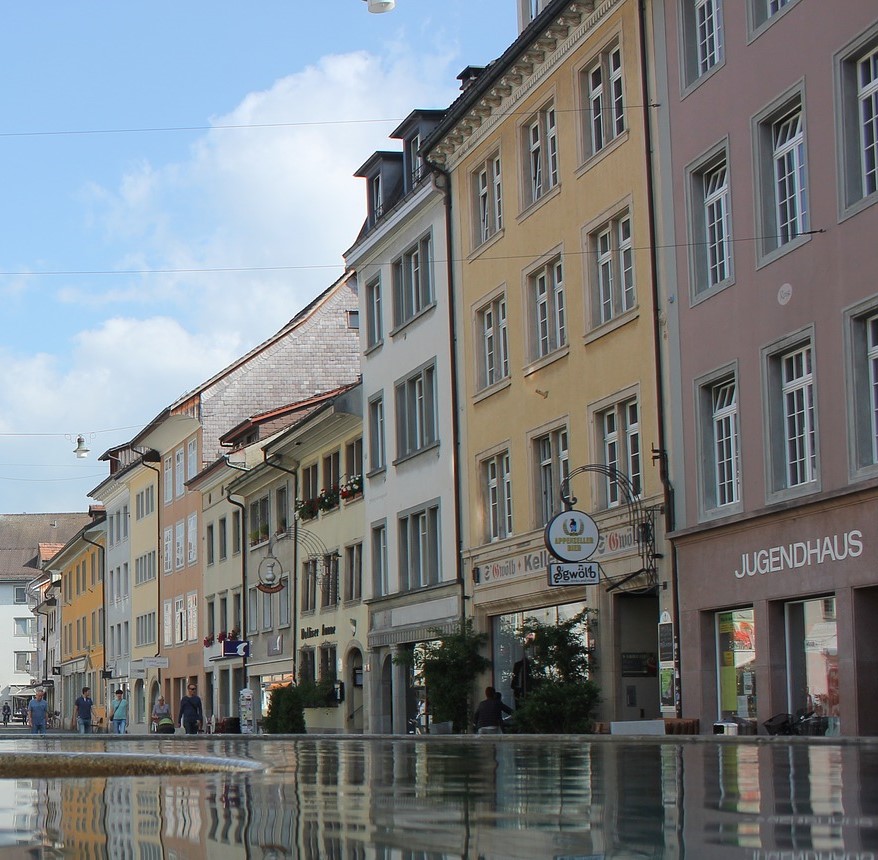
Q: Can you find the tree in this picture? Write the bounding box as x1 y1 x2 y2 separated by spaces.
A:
511 609 600 734
262 680 336 734
399 619 491 733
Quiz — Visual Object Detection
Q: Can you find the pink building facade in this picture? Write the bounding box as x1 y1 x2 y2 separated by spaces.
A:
655 0 878 734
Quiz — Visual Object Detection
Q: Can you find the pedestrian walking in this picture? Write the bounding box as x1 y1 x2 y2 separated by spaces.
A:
473 685 512 735
28 689 49 735
1 703 10 727
152 696 174 734
178 683 203 735
73 687 94 733
109 690 129 734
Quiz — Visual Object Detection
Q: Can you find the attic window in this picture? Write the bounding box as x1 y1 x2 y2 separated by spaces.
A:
347 310 360 330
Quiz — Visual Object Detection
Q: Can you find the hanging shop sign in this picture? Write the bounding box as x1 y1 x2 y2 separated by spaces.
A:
548 562 600 587
544 510 600 563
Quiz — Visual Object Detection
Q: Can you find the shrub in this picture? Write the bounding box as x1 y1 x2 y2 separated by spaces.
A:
262 684 306 734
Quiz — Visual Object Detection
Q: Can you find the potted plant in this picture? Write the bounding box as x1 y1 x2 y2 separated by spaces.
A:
217 631 227 643
203 634 214 647
295 498 319 521
228 628 240 641
317 485 340 512
340 475 363 500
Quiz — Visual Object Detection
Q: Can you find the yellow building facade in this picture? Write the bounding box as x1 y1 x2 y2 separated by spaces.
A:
427 0 675 723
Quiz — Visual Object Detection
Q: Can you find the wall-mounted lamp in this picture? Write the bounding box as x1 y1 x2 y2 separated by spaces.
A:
472 566 481 585
363 0 395 12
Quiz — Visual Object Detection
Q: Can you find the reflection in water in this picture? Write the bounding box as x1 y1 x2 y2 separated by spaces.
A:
0 737 877 858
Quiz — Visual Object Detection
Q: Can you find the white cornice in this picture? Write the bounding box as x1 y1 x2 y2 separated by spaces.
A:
429 0 622 169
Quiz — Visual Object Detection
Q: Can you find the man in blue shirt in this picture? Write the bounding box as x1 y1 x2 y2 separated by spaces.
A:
28 689 49 735
73 687 94 733
178 683 204 734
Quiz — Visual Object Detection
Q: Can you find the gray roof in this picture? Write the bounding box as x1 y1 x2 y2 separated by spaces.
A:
0 513 92 582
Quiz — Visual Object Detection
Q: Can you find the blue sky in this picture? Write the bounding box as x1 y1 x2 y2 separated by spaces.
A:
0 1 518 513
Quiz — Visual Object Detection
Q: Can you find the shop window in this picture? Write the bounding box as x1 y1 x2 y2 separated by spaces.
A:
716 608 757 727
785 596 839 733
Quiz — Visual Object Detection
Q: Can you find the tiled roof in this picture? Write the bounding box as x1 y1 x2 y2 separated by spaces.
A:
0 514 92 582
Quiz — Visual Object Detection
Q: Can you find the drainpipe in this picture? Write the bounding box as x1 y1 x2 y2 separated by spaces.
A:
425 158 467 625
138 455 163 693
262 455 300 684
638 0 681 717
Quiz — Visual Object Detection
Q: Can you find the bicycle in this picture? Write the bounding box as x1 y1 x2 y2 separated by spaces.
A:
46 711 61 731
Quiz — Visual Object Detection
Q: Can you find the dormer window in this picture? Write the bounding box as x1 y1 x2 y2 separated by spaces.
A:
407 134 423 187
518 0 547 31
371 174 383 219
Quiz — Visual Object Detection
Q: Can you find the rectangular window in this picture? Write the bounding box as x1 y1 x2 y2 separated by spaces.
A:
399 503 440 590
837 30 878 214
174 448 185 498
232 510 241 555
529 257 565 360
278 578 290 627
583 44 625 158
345 543 363 602
474 153 503 246
163 600 173 647
321 553 339 609
478 295 510 389
365 276 383 349
187 512 198 564
370 174 382 220
754 91 809 262
248 587 258 633
320 644 338 683
483 451 513 542
275 485 289 534
164 527 173 573
345 437 363 488
299 649 316 685
407 132 423 187
395 363 438 458
847 306 878 475
716 608 756 723
369 394 386 472
163 456 173 504
590 212 634 326
218 517 228 561
697 373 742 515
302 559 318 613
372 523 388 597
323 451 341 500
15 652 32 673
174 596 186 644
750 0 799 34
249 496 270 544
262 590 273 631
302 464 319 503
598 399 641 508
534 427 569 526
392 234 434 328
687 147 733 296
14 617 34 637
524 102 558 205
764 334 818 498
187 438 198 481
206 523 215 566
175 522 185 570
14 587 26 604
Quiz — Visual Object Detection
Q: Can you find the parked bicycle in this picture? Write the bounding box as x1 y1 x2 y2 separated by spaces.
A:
763 710 828 736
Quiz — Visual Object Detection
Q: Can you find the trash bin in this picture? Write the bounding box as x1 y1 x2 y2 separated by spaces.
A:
224 717 241 734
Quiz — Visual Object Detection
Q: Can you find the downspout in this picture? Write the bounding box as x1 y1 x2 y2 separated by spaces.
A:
140 458 163 691
262 455 300 684
225 492 249 681
638 0 681 717
426 158 467 624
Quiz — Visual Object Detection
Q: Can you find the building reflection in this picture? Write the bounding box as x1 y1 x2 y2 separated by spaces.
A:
6 739 878 857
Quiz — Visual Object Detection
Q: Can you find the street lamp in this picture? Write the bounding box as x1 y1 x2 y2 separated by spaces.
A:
364 0 395 12
72 435 90 458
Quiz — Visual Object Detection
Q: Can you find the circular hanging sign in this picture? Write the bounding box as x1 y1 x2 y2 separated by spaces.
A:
544 510 600 562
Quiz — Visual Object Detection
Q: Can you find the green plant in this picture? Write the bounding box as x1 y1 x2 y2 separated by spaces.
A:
511 609 600 734
262 684 306 734
295 498 319 520
398 619 490 732
317 486 340 512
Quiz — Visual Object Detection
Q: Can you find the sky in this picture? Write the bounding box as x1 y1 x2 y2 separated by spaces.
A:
0 1 519 514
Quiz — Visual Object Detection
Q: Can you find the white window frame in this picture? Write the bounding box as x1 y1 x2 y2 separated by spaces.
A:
395 362 438 460
187 438 198 481
845 300 878 479
754 88 810 264
398 502 440 591
583 43 625 159
174 447 185 498
681 0 724 89
301 560 317 614
392 233 434 329
163 456 173 504
368 393 386 473
533 426 568 527
474 153 503 246
696 367 742 518
835 28 878 217
372 522 388 598
175 521 185 570
687 143 733 298
592 396 641 510
187 512 197 564
478 294 510 390
523 101 558 207
528 256 565 360
344 542 363 603
749 0 800 38
588 210 635 327
763 330 820 501
365 275 383 349
483 450 513 542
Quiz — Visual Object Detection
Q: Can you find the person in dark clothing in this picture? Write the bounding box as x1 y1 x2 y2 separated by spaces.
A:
178 683 204 734
473 686 512 735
